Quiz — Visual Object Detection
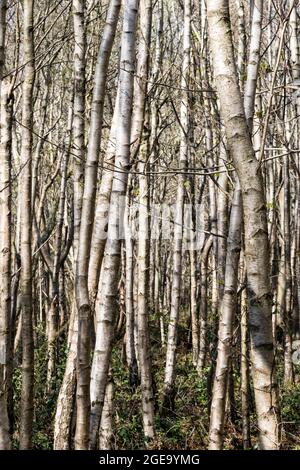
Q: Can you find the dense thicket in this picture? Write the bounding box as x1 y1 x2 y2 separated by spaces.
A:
0 0 299 450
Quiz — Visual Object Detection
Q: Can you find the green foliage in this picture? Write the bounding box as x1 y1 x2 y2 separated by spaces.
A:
12 324 68 449
259 61 273 75
11 317 300 450
280 382 300 449
111 313 210 450
281 383 300 422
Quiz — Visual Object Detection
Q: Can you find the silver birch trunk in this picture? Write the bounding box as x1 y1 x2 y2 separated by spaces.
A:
197 235 212 373
0 76 12 450
208 184 242 449
19 0 35 450
47 104 73 391
88 87 120 306
133 0 155 441
241 271 251 449
99 370 115 450
162 0 191 409
75 0 120 449
89 0 139 449
72 0 87 449
72 0 86 259
283 158 293 384
124 194 138 388
207 0 279 450
53 306 78 449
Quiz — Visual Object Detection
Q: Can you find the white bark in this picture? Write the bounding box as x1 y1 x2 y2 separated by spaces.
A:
208 184 242 449
53 307 77 449
75 0 121 449
89 0 139 449
207 0 279 450
133 0 155 441
162 0 191 409
19 0 35 449
0 76 12 450
99 371 115 450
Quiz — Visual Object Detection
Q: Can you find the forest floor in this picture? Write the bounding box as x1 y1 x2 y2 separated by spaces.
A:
11 313 300 450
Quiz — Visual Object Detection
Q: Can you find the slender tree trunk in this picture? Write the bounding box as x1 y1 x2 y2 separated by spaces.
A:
72 0 86 259
208 185 242 449
190 240 198 366
137 127 155 440
99 369 115 450
197 235 212 373
243 0 263 129
8 250 21 436
88 87 120 307
124 195 138 388
47 104 73 391
216 161 228 305
74 0 120 449
89 0 139 449
53 306 77 449
19 0 35 450
241 272 251 449
132 0 155 441
0 0 6 101
208 0 262 448
207 0 279 449
162 0 191 409
72 0 87 449
236 0 246 79
283 157 293 384
0 74 12 449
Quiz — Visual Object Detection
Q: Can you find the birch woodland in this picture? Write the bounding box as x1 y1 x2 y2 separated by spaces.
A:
0 0 299 451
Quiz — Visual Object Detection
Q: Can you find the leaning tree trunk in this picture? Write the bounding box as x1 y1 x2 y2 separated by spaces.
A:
74 0 120 450
53 305 77 449
89 0 139 450
208 0 263 449
88 86 120 307
19 0 35 450
207 0 279 450
208 184 242 449
99 369 115 450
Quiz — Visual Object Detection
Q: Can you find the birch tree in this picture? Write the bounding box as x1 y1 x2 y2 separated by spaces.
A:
89 0 139 449
132 0 156 441
162 0 191 411
19 0 35 450
209 0 263 450
75 0 121 449
0 19 12 446
0 0 299 453
207 0 279 449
